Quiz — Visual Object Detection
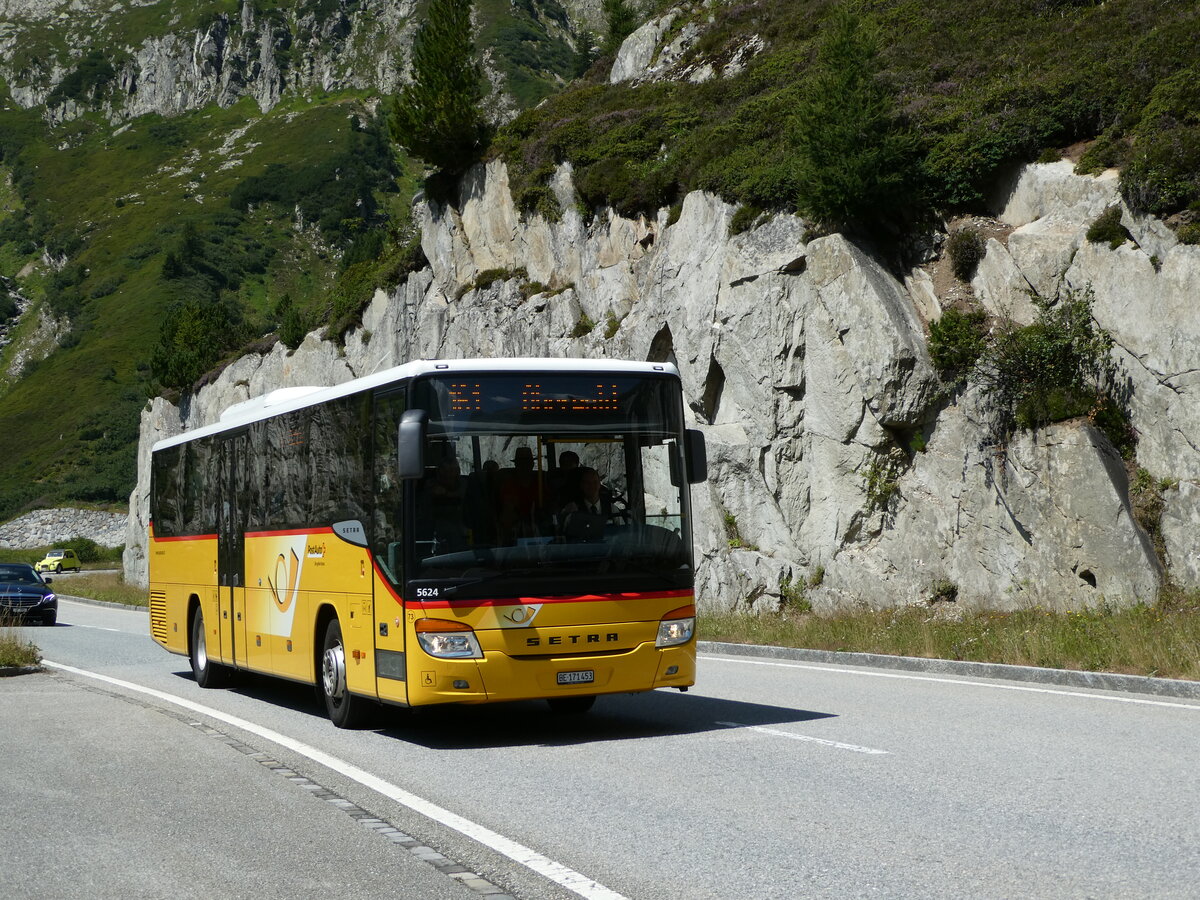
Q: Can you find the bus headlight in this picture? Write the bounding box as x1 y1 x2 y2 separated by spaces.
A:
656 605 696 648
415 618 483 659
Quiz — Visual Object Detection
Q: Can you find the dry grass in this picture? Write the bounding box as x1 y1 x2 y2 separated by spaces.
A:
0 619 41 668
56 571 147 608
701 589 1200 681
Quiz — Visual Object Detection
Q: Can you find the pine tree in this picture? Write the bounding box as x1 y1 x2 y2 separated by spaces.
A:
602 0 638 56
791 3 923 231
390 0 490 176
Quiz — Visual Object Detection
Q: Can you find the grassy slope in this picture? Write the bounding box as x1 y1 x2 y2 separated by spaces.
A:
0 92 402 519
496 0 1200 218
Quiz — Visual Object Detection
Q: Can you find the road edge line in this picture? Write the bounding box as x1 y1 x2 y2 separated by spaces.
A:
43 660 627 900
699 641 1200 701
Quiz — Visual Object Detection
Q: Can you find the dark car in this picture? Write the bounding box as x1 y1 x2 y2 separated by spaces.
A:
0 563 58 626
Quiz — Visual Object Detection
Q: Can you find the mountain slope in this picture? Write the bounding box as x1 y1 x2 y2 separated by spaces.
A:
0 0 595 522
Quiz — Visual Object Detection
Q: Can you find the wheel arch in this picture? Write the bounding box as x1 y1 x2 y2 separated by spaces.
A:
312 601 339 681
185 593 202 656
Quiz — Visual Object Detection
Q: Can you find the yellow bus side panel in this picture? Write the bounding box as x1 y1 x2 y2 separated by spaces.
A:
241 532 375 692
148 535 218 657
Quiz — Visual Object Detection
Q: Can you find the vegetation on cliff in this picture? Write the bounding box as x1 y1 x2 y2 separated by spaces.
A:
495 0 1200 230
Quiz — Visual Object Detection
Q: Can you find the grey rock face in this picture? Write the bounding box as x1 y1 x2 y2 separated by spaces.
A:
822 403 1160 610
126 160 1187 609
610 13 677 83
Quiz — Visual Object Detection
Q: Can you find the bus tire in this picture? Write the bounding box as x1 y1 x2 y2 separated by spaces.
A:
546 696 595 715
320 618 373 729
190 606 229 688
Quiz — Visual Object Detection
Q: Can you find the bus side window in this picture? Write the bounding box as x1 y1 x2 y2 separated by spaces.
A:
373 392 406 582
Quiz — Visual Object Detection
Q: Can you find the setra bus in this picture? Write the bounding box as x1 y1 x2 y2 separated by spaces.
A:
148 358 707 726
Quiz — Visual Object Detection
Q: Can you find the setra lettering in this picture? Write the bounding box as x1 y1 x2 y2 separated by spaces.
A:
525 632 620 647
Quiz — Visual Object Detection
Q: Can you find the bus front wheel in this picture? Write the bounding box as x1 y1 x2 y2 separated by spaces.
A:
190 607 229 688
320 618 374 729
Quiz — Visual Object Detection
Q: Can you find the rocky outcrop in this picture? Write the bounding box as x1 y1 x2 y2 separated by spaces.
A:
126 158 1192 609
0 0 417 122
0 508 127 549
607 6 763 85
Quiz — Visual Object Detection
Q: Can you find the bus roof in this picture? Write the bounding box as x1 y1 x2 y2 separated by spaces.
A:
152 357 681 452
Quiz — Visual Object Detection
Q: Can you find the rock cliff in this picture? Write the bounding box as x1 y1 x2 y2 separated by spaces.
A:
124 157 1199 612
0 0 414 121
0 0 598 123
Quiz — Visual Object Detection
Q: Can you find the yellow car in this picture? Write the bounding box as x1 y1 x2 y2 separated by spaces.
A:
35 549 81 574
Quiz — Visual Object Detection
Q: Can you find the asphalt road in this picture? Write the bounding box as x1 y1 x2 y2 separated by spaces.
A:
3 598 1199 899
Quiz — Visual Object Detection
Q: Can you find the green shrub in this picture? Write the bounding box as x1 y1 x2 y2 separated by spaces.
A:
51 536 111 564
1075 129 1128 176
571 314 596 338
729 204 764 235
1129 466 1166 554
973 290 1118 440
929 578 959 604
1085 206 1130 249
1119 68 1200 216
0 627 39 668
603 311 621 339
928 306 988 379
778 574 812 613
46 50 117 106
862 449 905 513
947 227 986 281
723 512 757 550
1177 222 1200 245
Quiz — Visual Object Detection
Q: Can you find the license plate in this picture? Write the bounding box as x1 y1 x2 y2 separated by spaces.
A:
557 670 594 685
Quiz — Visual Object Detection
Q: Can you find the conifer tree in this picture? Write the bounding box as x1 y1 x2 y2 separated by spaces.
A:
791 3 923 231
390 0 490 176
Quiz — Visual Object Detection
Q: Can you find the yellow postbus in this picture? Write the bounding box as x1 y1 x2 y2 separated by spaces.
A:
148 358 707 727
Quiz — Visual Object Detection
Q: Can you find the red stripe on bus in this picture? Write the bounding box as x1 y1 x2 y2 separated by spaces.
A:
418 589 693 609
151 533 217 543
244 527 335 538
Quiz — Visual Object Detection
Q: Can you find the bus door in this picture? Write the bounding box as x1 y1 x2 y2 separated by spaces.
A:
371 389 409 704
217 429 249 668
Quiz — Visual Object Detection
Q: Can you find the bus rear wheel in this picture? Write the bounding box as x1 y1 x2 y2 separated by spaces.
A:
190 606 229 688
546 696 595 715
320 618 374 729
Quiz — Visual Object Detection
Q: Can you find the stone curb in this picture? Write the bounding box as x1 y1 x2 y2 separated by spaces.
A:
0 665 43 677
698 641 1200 701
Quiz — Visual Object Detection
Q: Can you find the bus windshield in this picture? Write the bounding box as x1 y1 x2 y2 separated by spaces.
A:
403 373 693 599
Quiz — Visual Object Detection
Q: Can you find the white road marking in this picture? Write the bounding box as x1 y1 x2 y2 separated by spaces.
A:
704 655 1200 711
717 721 888 755
44 661 627 900
63 624 126 634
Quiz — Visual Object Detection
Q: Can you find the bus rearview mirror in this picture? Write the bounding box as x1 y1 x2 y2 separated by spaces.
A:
397 410 427 479
685 429 707 484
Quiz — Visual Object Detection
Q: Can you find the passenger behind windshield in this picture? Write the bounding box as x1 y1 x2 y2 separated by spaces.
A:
409 435 689 590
